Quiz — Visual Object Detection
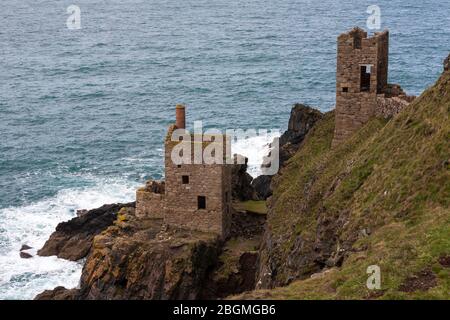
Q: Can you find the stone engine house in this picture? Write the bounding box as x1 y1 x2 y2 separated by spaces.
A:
333 27 414 146
136 105 232 238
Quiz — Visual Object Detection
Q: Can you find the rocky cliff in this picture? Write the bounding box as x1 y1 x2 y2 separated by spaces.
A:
36 203 266 300
241 63 450 299
252 104 323 199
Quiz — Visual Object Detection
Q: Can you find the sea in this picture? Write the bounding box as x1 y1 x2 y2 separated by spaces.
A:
0 0 448 299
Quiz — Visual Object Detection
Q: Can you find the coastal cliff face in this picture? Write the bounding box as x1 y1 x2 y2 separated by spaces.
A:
77 212 220 300
252 104 323 200
36 205 266 300
36 207 221 300
248 67 450 299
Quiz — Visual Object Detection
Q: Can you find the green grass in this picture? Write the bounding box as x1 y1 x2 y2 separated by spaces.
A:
237 71 450 300
240 200 268 214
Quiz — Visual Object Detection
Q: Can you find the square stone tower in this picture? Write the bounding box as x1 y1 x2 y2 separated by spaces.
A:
163 105 232 238
332 27 389 146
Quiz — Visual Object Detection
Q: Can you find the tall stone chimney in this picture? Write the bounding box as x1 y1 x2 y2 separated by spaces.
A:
175 104 186 129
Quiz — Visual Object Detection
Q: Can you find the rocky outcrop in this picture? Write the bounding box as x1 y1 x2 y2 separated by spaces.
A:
35 204 265 300
38 202 135 261
35 287 79 300
252 104 323 199
37 209 221 300
231 155 257 201
201 209 265 299
20 252 33 259
444 54 449 72
20 244 32 251
251 175 272 200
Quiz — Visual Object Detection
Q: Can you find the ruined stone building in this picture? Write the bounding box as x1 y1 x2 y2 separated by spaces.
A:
333 27 414 146
136 105 232 238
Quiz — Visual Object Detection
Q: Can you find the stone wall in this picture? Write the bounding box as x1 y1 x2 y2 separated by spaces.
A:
376 95 411 119
135 180 165 219
136 190 164 219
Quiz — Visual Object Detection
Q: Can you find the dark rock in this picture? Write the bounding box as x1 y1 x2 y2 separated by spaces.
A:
444 53 449 72
253 104 323 199
46 215 221 300
35 205 266 300
76 209 88 217
38 202 135 261
20 252 33 259
203 250 259 299
20 244 32 251
231 154 257 201
279 104 323 148
438 255 450 268
230 209 266 239
251 175 273 200
34 287 79 300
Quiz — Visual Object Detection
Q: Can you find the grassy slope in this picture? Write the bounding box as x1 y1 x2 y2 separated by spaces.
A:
241 71 450 299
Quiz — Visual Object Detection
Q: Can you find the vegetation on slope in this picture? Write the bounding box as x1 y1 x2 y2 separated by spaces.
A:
246 70 450 299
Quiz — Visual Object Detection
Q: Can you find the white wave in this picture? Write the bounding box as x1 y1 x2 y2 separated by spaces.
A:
0 177 138 300
231 130 280 177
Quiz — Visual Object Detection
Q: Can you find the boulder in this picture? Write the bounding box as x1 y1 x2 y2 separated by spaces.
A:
38 202 135 261
34 287 79 300
20 252 33 259
231 154 257 201
76 209 88 217
251 175 273 200
20 244 32 251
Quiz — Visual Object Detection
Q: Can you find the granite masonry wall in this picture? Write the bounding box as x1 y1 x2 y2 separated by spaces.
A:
135 181 165 219
332 28 415 146
333 28 389 147
164 134 232 238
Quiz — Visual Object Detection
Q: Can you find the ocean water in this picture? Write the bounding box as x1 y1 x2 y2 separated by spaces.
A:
0 0 449 299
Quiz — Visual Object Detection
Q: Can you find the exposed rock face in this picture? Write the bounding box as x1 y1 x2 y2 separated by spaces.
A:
20 252 33 259
35 203 266 300
251 175 272 200
35 287 79 300
201 208 265 299
20 244 32 251
230 210 266 239
231 155 257 201
80 222 220 299
444 54 449 72
203 249 259 299
37 211 221 300
252 104 323 199
38 202 135 261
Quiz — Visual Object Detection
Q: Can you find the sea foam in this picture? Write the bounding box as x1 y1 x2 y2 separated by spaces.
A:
0 176 138 300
